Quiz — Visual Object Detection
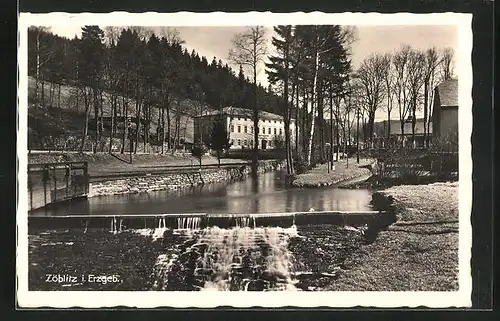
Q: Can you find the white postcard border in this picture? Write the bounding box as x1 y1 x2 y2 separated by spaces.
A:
17 12 473 308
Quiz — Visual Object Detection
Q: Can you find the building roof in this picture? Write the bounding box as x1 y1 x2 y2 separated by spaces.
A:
436 79 458 107
199 106 287 122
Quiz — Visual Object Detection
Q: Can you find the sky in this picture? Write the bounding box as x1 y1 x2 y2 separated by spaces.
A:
48 24 458 120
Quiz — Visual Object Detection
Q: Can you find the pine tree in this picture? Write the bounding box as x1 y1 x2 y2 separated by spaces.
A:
266 25 295 175
208 115 231 167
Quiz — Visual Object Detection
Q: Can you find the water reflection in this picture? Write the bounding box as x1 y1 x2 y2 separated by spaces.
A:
30 171 373 216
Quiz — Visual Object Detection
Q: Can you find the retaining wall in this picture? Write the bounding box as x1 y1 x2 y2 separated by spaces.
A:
89 160 285 198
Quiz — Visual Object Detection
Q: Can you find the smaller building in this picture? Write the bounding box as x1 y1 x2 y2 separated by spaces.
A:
193 107 295 150
372 117 433 148
432 79 458 140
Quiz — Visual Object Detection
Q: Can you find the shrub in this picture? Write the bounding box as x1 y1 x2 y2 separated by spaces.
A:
293 155 310 175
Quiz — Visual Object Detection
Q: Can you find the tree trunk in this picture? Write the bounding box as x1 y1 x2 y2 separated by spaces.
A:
80 87 90 153
135 102 142 154
121 95 128 154
57 84 61 108
411 98 417 148
423 79 429 148
161 108 166 154
295 81 299 153
306 51 320 167
329 88 334 168
35 32 40 105
356 107 360 163
93 88 99 153
48 82 53 108
301 88 308 154
317 82 325 163
336 99 340 161
108 94 116 154
166 104 171 150
41 79 45 108
251 56 259 179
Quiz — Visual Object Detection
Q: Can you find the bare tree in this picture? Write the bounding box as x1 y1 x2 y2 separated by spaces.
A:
440 47 455 80
158 27 185 45
103 26 123 46
381 53 394 141
406 49 427 146
356 53 388 148
393 45 412 146
228 26 268 178
29 26 51 107
422 47 442 147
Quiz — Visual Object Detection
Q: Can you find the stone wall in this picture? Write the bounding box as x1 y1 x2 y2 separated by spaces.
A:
88 160 284 198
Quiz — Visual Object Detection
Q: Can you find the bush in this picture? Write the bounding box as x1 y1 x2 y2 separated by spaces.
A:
293 155 311 175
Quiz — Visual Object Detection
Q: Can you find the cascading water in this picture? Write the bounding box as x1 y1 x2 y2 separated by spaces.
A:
234 216 257 228
177 217 202 230
152 224 301 291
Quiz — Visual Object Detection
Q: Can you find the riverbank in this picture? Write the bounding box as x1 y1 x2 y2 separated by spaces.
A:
292 158 374 188
329 181 459 291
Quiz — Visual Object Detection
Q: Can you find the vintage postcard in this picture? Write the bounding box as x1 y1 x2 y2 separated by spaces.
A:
17 12 472 308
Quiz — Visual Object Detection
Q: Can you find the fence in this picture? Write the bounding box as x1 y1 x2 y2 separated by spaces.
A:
27 161 89 211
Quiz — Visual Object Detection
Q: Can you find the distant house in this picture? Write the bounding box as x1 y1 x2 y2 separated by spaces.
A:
432 79 458 140
193 107 296 150
374 117 432 148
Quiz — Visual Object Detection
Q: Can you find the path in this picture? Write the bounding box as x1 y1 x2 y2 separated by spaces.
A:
292 158 374 187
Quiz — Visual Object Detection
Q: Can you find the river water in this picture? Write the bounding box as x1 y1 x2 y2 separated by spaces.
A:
30 170 373 216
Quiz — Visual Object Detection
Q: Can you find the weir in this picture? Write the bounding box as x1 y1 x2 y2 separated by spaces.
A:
28 210 385 232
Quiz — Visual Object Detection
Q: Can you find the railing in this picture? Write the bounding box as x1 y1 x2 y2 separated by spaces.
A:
27 161 89 211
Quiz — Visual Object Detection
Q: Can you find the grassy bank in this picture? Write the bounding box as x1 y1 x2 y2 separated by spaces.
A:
292 158 374 188
28 152 246 177
330 182 459 291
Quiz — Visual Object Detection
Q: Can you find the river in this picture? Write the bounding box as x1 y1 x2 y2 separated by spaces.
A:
30 170 373 216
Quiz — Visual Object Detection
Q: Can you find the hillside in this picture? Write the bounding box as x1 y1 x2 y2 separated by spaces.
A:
27 77 196 151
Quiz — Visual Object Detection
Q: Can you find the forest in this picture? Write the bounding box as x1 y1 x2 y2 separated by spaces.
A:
27 25 455 177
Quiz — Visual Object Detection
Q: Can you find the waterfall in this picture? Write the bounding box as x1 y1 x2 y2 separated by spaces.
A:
152 225 300 291
235 216 257 228
177 216 202 230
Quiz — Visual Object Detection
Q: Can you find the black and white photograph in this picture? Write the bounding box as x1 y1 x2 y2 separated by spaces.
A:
17 12 472 308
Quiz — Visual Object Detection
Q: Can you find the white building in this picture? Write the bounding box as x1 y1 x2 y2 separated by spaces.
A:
194 107 295 150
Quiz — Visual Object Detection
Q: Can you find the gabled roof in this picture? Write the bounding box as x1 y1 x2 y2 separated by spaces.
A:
436 79 458 107
199 106 288 122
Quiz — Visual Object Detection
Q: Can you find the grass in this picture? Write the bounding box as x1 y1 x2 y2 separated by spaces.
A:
292 158 374 188
28 152 247 177
330 182 459 291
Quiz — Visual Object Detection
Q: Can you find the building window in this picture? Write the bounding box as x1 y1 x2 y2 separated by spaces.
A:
274 128 277 135
237 125 241 133
279 128 282 135
274 120 276 124
268 128 271 134
231 139 234 145
250 140 253 146
231 124 234 132
250 126 253 133
237 139 241 146
244 125 247 133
